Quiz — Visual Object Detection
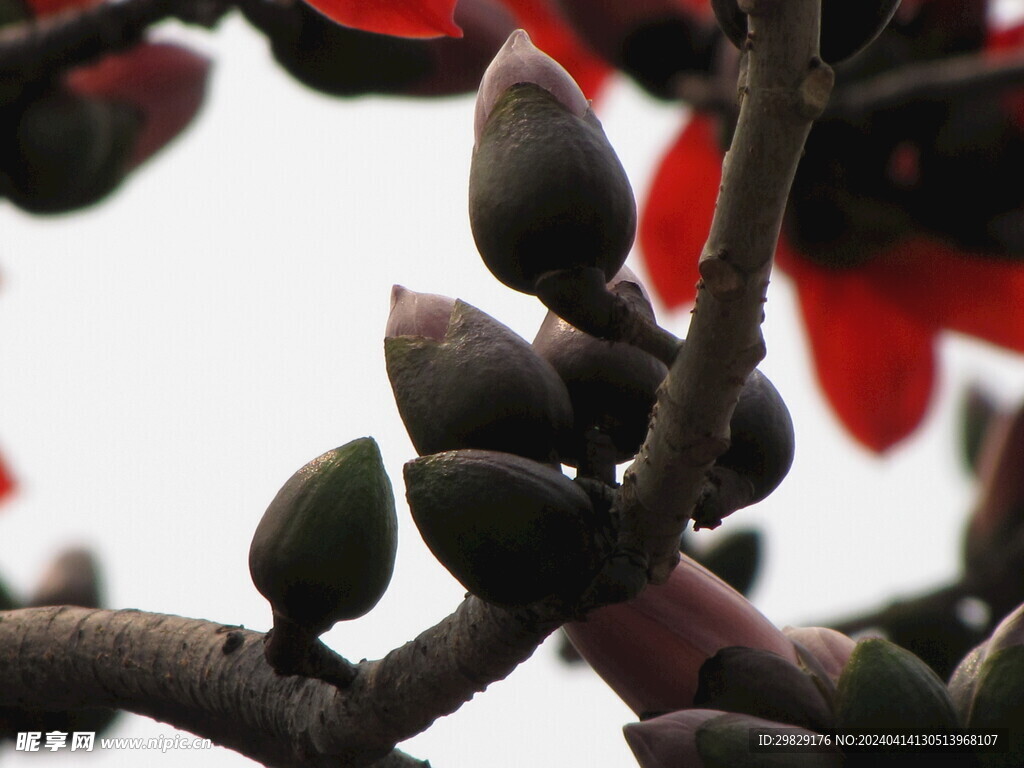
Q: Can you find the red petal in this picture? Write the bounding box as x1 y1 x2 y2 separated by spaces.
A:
22 0 100 19
0 452 14 505
783 254 937 452
866 238 1024 352
498 0 611 99
302 0 462 38
67 43 211 169
639 114 721 309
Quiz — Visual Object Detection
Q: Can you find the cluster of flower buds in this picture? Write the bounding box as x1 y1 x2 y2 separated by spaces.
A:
1 11 209 215
558 554 1024 767
385 30 796 608
248 439 398 671
241 0 515 98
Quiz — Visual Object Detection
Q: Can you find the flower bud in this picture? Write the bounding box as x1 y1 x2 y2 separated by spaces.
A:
713 0 901 63
470 30 636 295
626 709 843 768
552 0 720 99
949 601 1024 721
385 296 573 463
694 369 795 528
964 401 1024 571
963 645 1024 763
624 709 720 768
695 646 835 733
835 638 958 735
783 626 856 685
68 43 210 170
404 449 608 605
532 266 667 466
249 438 398 636
564 556 798 717
386 284 456 340
27 548 102 609
959 383 999 476
5 90 140 214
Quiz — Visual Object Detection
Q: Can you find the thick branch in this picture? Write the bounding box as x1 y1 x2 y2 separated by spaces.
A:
0 0 229 84
616 0 832 584
0 600 561 767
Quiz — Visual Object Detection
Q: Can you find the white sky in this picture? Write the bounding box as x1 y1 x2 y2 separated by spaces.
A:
3 6 1024 766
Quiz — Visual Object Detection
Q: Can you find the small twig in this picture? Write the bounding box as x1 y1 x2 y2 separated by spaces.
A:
826 49 1024 118
0 0 232 85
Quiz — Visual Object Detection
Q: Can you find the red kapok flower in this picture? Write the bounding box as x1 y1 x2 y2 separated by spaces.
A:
305 0 462 38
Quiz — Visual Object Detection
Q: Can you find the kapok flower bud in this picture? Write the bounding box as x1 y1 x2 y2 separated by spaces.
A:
248 438 398 636
532 266 667 466
27 548 102 609
625 710 843 768
385 296 573 463
564 555 798 717
386 284 456 340
469 30 636 295
694 369 795 529
949 601 1024 721
695 646 835 733
783 626 857 684
835 638 958 733
5 90 140 214
404 449 608 605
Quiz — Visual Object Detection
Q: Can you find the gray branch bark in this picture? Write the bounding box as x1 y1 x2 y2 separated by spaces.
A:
616 0 832 584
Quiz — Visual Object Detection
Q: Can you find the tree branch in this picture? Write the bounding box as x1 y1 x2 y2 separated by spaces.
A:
826 49 1024 119
0 600 562 767
616 0 832 584
0 0 230 85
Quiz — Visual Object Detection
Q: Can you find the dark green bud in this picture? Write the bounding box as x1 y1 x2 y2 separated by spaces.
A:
470 30 636 294
404 449 609 606
249 438 397 636
6 91 141 214
385 297 572 463
533 267 666 466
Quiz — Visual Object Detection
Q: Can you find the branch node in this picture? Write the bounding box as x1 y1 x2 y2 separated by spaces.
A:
798 59 835 119
698 249 748 301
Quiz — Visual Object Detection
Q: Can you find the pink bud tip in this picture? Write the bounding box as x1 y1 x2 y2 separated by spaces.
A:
474 29 589 146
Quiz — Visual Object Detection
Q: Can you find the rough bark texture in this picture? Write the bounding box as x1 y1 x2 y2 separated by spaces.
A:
0 600 561 767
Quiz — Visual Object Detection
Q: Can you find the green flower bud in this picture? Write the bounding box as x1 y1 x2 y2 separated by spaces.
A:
248 438 398 636
5 90 141 214
836 639 958 738
696 712 843 768
404 449 608 605
965 645 1024 767
385 297 573 463
469 30 636 295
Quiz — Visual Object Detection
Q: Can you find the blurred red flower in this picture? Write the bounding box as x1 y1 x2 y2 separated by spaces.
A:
304 0 462 38
507 0 1024 453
